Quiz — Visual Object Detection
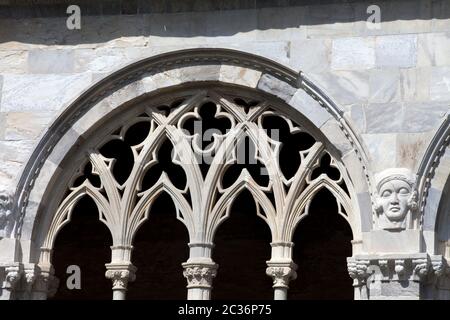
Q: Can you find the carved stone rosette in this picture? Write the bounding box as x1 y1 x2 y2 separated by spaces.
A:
182 262 218 289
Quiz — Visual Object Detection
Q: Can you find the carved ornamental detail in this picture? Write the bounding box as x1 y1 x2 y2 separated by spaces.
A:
374 168 418 230
182 263 218 289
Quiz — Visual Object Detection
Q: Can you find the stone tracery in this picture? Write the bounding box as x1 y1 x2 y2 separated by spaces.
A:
38 87 356 300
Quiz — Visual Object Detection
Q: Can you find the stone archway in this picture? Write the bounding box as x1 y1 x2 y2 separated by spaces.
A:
5 49 371 300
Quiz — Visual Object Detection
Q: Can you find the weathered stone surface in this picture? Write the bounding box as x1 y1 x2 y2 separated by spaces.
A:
402 102 449 133
0 50 27 73
331 37 375 70
399 68 431 102
257 74 296 102
0 112 6 139
290 39 331 73
28 49 75 74
430 67 450 101
289 89 331 129
362 133 397 171
5 112 54 140
347 103 365 133
396 132 434 169
0 140 35 189
219 65 261 88
364 103 403 134
375 35 417 68
308 71 369 106
0 73 92 112
369 69 400 103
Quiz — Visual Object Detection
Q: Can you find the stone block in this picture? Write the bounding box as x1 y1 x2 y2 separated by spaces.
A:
0 73 92 112
430 67 450 101
290 39 331 74
402 102 448 133
395 132 434 169
0 112 5 140
0 50 27 73
320 119 353 155
347 103 365 133
362 133 397 171
28 49 75 74
257 73 296 102
399 68 431 102
375 34 417 68
364 102 403 134
5 112 54 140
307 71 369 106
367 230 421 253
218 65 261 88
369 69 400 103
331 37 375 70
288 89 332 129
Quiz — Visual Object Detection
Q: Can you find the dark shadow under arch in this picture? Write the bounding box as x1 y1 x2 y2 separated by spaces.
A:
51 196 112 300
127 192 189 299
289 189 353 300
212 190 273 300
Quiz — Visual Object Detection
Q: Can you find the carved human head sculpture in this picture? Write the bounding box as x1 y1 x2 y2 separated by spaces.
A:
375 168 417 230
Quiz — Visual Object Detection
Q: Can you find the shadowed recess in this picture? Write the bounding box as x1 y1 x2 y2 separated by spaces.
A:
51 196 112 300
289 188 353 300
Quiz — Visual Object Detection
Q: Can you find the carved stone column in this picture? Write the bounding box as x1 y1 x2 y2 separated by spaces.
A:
266 262 297 300
266 242 297 300
347 258 370 300
105 263 136 300
105 245 136 300
182 242 218 300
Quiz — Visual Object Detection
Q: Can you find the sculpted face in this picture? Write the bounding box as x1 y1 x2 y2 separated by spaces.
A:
378 180 411 222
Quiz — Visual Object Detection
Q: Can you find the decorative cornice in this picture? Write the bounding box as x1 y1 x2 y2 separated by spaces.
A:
348 254 449 283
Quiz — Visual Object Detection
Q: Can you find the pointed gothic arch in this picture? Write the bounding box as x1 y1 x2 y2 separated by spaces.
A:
9 48 372 300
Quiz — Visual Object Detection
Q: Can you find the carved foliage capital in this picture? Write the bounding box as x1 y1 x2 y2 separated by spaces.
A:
105 263 137 290
182 263 218 289
3 266 22 289
347 259 370 284
266 264 297 288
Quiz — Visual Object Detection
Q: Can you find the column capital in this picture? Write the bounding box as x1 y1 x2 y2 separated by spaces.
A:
347 258 370 285
3 265 22 290
266 261 297 289
34 264 59 298
182 262 218 289
105 263 137 291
